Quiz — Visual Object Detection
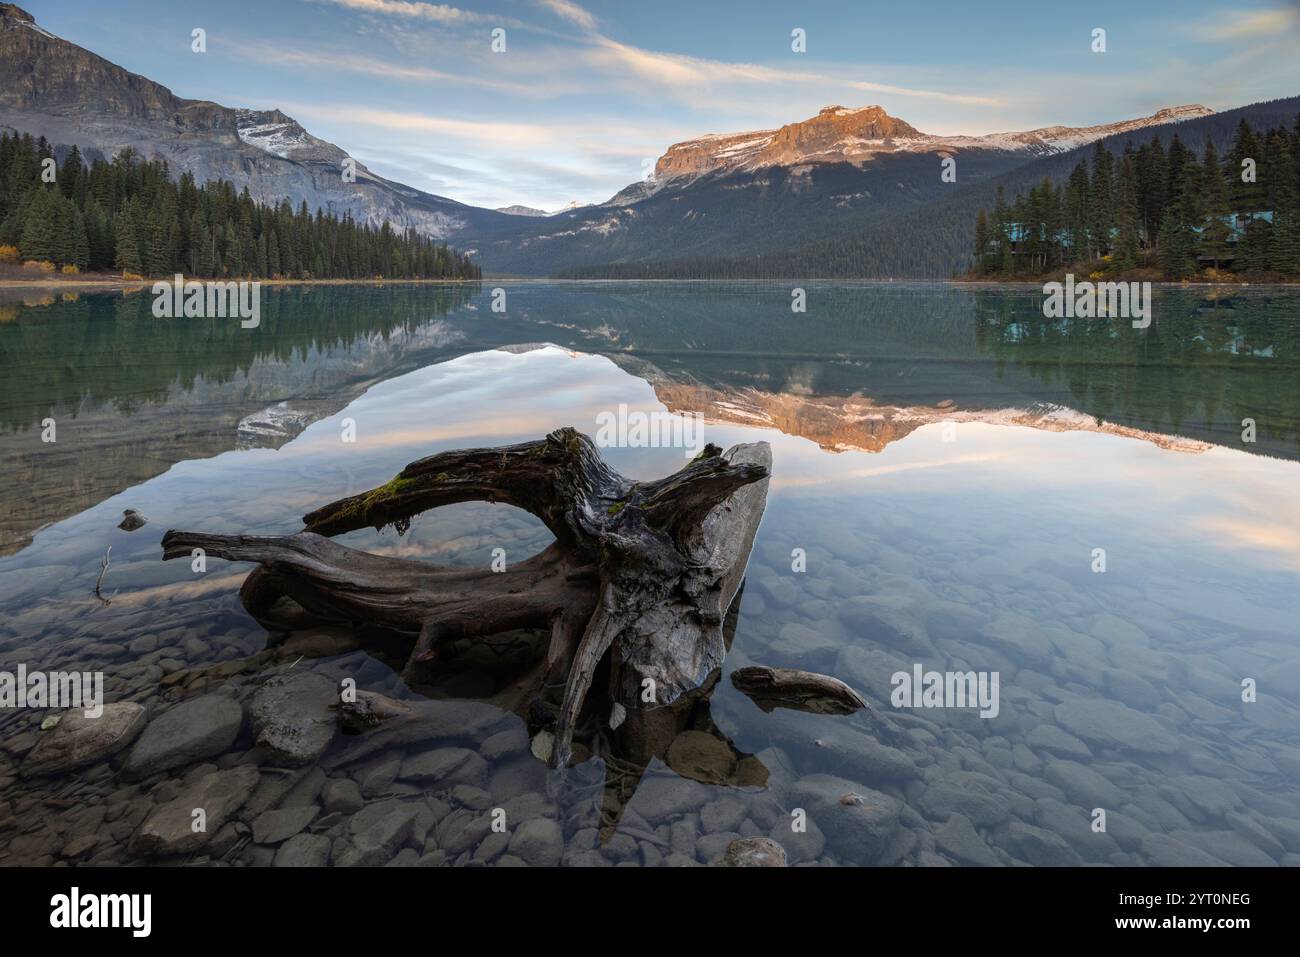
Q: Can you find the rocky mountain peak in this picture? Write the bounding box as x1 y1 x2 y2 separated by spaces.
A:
652 101 1217 183
1 4 35 24
655 104 923 180
1151 105 1214 122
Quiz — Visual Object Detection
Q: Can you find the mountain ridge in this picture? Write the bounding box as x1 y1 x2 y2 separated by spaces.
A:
649 103 1214 185
561 95 1300 279
0 3 512 241
1 3 1267 280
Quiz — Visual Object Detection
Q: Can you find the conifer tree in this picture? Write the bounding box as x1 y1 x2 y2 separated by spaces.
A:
114 200 143 274
973 208 990 274
1199 141 1231 270
1270 134 1300 272
1115 154 1141 269
1088 141 1115 257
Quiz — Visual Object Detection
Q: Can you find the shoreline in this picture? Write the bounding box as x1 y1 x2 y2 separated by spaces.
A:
4 274 1300 292
0 276 484 290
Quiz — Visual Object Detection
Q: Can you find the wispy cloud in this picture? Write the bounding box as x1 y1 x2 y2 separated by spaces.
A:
287 101 678 152
168 0 1292 210
535 0 596 31
287 104 563 147
307 0 999 108
1189 4 1300 40
237 41 552 95
309 0 500 25
582 37 1001 106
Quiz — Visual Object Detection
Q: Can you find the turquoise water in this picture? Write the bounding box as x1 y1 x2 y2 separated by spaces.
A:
0 282 1297 867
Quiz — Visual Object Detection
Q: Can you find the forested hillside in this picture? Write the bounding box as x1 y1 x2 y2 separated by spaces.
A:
973 115 1299 278
0 130 481 280
561 96 1300 280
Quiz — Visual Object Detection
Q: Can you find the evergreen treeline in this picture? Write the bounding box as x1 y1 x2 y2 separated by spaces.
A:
0 131 480 280
560 97 1300 281
973 116 1300 278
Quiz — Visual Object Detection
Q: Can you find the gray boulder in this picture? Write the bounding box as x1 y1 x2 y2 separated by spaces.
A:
124 695 243 777
790 774 901 864
333 800 421 867
399 747 487 787
130 765 259 856
249 673 338 767
507 818 563 867
935 813 1001 867
718 836 787 867
274 833 332 867
252 805 320 844
21 702 146 777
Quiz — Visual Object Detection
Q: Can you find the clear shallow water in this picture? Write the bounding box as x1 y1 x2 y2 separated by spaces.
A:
0 282 1298 867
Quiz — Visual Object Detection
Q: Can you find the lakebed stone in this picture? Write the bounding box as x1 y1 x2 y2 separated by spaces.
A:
274 832 333 867
1053 698 1179 755
323 777 365 814
790 774 900 864
334 800 421 867
252 805 320 844
249 672 338 767
935 813 1001 867
507 817 563 866
20 702 146 777
130 765 259 856
399 747 486 787
124 695 243 777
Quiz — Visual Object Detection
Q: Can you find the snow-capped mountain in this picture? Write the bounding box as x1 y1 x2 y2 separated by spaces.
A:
496 201 590 217
650 103 1215 184
0 4 510 241
0 2 1238 279
496 205 552 217
455 99 1225 275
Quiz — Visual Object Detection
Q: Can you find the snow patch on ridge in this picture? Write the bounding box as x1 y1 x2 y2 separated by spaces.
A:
235 109 311 159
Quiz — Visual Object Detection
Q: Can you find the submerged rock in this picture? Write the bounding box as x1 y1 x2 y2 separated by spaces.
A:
507 818 563 866
790 774 900 864
769 710 919 783
249 672 338 767
1140 833 1229 867
399 747 486 787
130 765 259 856
935 813 1001 867
1026 723 1091 759
21 702 147 777
1053 698 1179 755
718 836 787 867
117 508 148 531
626 773 712 823
1002 821 1080 866
274 832 332 867
334 800 421 867
323 777 365 814
252 805 320 844
124 695 243 777
1042 760 1125 807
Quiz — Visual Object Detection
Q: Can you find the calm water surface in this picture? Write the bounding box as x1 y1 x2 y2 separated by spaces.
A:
1 282 1297 867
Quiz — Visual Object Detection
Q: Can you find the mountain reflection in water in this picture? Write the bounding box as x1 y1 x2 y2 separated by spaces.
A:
0 283 1297 868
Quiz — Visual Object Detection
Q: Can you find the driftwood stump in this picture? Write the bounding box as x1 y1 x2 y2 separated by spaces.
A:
162 427 771 768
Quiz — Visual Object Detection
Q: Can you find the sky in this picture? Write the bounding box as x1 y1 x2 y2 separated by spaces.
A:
23 0 1300 211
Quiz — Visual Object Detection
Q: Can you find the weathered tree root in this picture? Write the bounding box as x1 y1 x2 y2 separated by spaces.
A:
730 666 867 716
162 427 771 768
